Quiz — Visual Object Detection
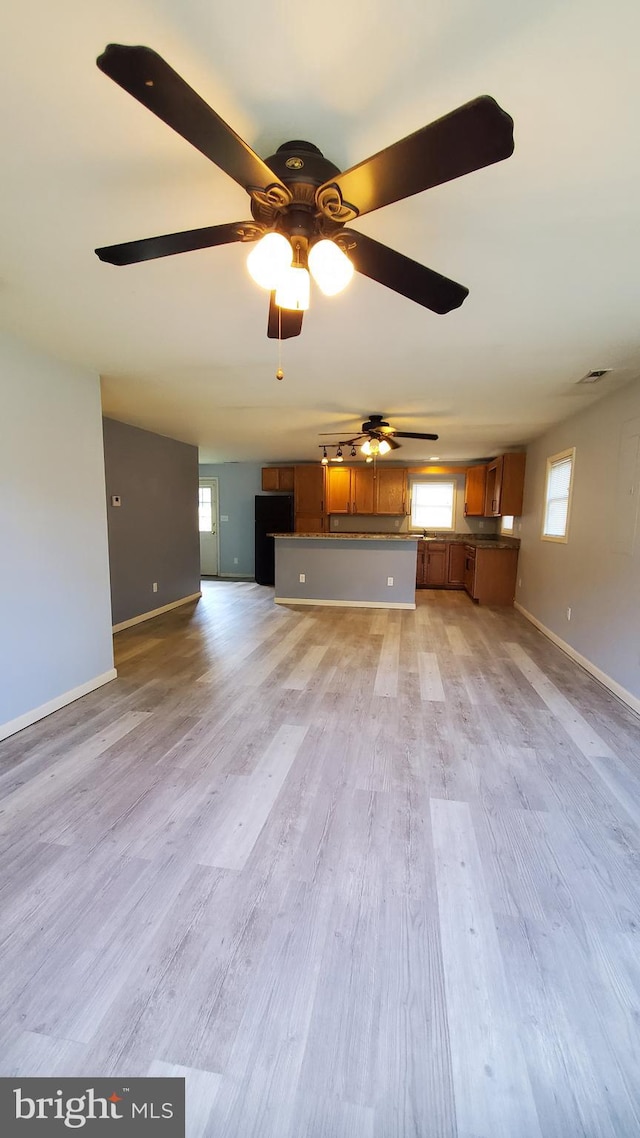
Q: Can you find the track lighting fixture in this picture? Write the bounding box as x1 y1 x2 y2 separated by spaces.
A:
318 435 397 464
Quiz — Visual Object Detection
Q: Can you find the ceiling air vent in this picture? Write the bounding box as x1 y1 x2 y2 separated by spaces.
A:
576 368 611 384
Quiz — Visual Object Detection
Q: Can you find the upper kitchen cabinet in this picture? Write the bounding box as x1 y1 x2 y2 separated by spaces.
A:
325 465 353 514
352 466 375 514
325 465 375 515
326 465 406 515
484 453 526 517
294 465 325 532
464 464 487 516
261 466 294 492
375 467 408 515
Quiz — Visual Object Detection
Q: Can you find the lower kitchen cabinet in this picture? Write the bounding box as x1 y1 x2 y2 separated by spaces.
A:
418 540 519 604
424 542 447 586
447 542 465 586
417 541 465 589
464 545 518 605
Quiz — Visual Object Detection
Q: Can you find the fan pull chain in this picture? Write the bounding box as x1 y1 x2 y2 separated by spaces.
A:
276 306 284 381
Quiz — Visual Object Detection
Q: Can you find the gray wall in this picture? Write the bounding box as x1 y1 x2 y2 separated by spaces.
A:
198 462 264 576
104 419 200 626
0 332 114 738
518 375 640 701
274 537 418 606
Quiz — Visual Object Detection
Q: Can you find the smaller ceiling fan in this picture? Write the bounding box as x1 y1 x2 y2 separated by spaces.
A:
319 413 439 460
94 44 514 338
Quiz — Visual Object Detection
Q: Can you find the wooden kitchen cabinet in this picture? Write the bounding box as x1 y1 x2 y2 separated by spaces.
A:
325 464 386 515
261 466 294 492
416 542 427 586
447 542 466 587
417 541 464 588
294 465 325 533
375 467 407 514
464 544 518 604
324 464 408 516
424 542 447 586
484 453 526 517
325 466 352 514
352 466 375 514
464 464 487 516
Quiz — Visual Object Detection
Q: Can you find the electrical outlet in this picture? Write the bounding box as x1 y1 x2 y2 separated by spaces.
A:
387 576 394 586
566 606 572 621
518 578 522 588
152 582 158 593
299 573 306 583
233 557 238 565
479 520 485 529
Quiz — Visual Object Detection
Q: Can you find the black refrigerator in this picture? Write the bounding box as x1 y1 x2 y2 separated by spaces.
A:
255 494 294 586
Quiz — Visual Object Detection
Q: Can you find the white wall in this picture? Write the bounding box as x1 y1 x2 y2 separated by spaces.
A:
0 332 115 739
517 375 640 705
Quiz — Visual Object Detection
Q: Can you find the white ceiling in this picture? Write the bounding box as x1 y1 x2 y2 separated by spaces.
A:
2 0 639 463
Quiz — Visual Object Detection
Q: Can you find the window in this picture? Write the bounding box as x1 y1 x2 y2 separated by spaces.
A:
199 486 213 533
542 448 575 542
410 480 456 530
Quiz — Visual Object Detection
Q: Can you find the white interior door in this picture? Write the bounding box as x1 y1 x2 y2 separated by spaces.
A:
199 478 219 576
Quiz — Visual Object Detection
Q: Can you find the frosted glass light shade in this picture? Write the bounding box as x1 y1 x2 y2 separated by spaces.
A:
308 239 354 296
275 265 310 311
378 438 391 455
361 437 380 457
247 232 292 290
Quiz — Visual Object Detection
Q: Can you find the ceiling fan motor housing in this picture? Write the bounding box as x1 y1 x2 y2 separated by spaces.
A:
251 141 344 240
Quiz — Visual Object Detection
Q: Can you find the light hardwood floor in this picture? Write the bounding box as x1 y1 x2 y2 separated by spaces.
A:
1 582 639 1137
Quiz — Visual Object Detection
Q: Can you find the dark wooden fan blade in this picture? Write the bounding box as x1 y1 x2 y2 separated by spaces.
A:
267 293 304 339
97 45 291 202
317 95 513 220
391 431 439 441
343 229 468 314
95 220 261 265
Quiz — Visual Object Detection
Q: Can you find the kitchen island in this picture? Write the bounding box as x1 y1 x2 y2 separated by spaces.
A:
271 533 418 609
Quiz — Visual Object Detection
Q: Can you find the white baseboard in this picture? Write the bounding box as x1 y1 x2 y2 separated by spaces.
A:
0 668 118 742
112 592 202 632
514 602 640 718
275 597 416 610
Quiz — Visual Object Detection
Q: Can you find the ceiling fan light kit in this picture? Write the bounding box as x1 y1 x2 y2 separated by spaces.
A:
274 263 310 312
246 231 292 290
308 239 354 296
94 44 514 338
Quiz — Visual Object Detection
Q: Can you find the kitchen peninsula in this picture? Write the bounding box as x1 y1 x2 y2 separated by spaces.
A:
271 533 419 609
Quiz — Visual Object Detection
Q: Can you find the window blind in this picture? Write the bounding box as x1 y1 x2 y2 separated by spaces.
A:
411 480 455 529
544 454 573 537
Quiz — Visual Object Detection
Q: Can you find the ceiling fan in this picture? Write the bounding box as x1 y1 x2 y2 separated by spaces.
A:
319 413 439 460
94 44 514 338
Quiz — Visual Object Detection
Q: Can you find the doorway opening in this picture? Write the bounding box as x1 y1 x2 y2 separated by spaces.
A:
199 478 219 577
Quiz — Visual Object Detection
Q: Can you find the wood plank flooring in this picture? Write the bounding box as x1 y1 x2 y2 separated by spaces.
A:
1 581 640 1136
